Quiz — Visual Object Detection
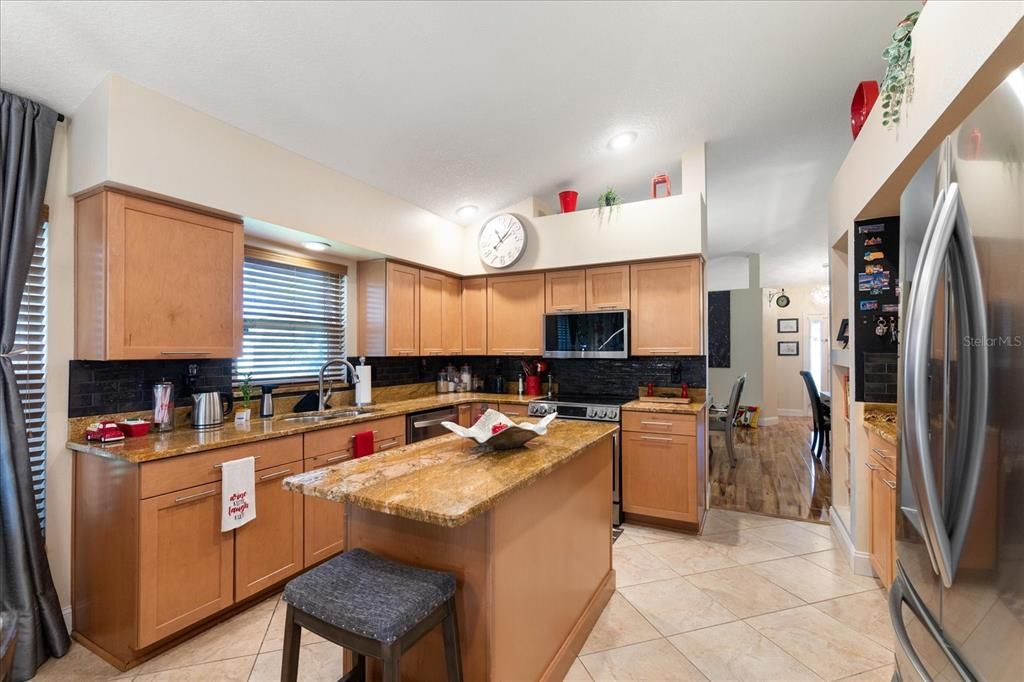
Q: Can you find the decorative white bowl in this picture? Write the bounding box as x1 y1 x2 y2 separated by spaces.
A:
441 409 557 450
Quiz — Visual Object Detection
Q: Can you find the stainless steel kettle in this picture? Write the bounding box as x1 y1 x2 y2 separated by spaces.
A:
191 391 233 429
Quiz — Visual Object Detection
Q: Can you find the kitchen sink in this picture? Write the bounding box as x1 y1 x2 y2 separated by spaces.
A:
281 407 376 424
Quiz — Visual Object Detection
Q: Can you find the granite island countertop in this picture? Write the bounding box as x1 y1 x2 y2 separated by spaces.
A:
282 419 617 527
863 403 898 445
66 392 539 463
621 399 706 415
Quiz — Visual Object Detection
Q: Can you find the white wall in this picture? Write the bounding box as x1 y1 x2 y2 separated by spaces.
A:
706 256 751 292
760 283 829 419
708 256 763 410
43 125 75 618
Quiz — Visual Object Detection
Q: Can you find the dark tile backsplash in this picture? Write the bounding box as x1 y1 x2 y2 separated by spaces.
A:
69 355 707 417
861 352 898 403
68 359 233 417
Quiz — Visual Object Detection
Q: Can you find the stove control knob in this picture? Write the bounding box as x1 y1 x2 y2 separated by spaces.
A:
607 408 619 421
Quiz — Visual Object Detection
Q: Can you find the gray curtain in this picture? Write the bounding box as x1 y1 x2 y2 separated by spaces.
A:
1 90 68 681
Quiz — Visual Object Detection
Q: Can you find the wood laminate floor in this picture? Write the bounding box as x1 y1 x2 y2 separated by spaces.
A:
709 417 831 523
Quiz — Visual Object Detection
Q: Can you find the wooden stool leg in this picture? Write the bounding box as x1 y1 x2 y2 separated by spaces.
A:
280 604 301 682
442 598 464 682
382 648 400 682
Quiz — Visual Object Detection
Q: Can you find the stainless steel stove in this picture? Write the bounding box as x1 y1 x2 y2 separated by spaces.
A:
528 394 628 526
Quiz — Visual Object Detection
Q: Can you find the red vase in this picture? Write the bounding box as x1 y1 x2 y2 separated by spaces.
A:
525 375 542 396
851 81 880 140
558 190 579 213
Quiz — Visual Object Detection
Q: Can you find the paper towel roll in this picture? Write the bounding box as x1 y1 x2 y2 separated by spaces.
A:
354 365 372 405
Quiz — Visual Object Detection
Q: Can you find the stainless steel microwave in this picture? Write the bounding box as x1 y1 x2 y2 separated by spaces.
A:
542 310 629 359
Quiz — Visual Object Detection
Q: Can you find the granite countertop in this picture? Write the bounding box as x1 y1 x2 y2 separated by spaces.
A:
622 399 706 415
66 392 538 463
863 403 898 445
282 419 617 527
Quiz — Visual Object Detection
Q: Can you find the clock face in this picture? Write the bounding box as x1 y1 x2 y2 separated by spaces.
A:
478 214 527 268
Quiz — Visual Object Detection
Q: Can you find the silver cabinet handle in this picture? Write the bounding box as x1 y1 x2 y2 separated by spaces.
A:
174 489 217 505
865 461 879 471
259 467 293 481
883 478 896 490
640 420 673 427
640 435 673 442
161 351 213 355
595 304 619 309
552 306 577 311
214 455 261 469
326 454 350 464
349 430 380 440
377 438 400 451
871 447 893 460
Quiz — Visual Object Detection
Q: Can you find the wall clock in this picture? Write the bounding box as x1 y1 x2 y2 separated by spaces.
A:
478 214 527 268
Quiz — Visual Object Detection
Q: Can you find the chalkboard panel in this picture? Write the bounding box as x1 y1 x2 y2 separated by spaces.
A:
707 290 731 368
853 216 900 403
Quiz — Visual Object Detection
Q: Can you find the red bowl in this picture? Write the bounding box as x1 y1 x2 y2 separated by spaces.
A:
117 420 152 437
851 80 880 139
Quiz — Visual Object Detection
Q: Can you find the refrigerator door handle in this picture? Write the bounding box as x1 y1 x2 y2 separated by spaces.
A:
945 187 989 577
890 564 976 682
903 186 958 587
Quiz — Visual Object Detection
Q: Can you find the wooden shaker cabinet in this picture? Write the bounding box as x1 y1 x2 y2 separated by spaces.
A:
487 273 545 355
545 270 587 313
419 269 446 355
586 265 630 310
461 277 488 354
74 189 243 360
630 258 703 356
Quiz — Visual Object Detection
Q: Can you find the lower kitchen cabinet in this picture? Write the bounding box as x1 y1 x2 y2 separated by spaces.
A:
304 454 348 567
622 430 698 523
138 482 234 648
234 460 304 599
866 431 897 587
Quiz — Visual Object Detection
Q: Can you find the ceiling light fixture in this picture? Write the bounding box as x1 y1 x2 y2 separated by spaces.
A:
456 205 479 220
303 241 330 252
608 131 638 150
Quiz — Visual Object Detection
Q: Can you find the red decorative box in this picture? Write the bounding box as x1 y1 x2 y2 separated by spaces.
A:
116 419 152 438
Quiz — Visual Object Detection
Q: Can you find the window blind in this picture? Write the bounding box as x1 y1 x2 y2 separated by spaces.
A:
13 223 48 529
234 256 347 384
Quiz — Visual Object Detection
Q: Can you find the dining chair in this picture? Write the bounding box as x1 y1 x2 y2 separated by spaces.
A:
710 373 746 465
799 370 831 459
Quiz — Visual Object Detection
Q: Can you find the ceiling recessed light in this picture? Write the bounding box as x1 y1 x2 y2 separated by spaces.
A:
303 241 330 252
608 131 637 150
456 205 478 220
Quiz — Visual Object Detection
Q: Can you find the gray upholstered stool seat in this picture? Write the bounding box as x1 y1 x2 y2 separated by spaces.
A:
280 548 463 682
283 548 455 643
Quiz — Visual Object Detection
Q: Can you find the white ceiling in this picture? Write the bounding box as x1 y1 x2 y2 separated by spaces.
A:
1 0 917 285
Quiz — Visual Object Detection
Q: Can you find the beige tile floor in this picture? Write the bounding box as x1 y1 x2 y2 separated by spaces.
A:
34 509 894 681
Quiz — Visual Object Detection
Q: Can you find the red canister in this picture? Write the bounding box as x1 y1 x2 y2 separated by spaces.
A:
525 375 542 396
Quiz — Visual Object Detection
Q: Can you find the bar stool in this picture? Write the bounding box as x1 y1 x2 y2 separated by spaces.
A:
280 548 463 682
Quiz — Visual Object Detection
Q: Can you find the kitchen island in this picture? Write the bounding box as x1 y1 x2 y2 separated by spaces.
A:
283 420 617 682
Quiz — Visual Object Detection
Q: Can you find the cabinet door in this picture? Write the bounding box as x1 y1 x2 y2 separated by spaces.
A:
868 462 895 586
462 277 488 354
304 455 347 567
386 262 420 356
487 273 545 355
498 403 529 418
106 192 243 359
138 482 233 647
621 431 697 522
443 275 463 354
630 259 702 355
419 269 445 355
586 265 630 310
545 270 586 313
235 461 304 600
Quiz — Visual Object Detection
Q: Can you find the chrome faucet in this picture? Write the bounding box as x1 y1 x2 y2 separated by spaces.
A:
318 358 360 412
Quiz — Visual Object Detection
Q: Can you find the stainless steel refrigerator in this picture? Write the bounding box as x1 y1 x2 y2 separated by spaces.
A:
893 65 1024 680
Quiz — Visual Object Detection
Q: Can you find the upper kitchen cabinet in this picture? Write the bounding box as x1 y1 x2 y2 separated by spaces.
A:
630 258 703 355
420 270 462 355
487 273 544 355
462 276 487 354
74 189 243 360
545 269 586 313
586 264 630 310
358 260 420 356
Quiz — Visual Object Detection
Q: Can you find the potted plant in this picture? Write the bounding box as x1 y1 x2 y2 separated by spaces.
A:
597 187 622 223
880 10 920 128
236 373 253 423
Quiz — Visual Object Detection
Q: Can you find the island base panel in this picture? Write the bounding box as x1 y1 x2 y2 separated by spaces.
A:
345 434 614 681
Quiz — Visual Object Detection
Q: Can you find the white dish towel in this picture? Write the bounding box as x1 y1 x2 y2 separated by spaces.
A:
221 456 256 531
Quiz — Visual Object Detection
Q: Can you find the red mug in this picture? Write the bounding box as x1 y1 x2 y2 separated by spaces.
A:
525 375 542 396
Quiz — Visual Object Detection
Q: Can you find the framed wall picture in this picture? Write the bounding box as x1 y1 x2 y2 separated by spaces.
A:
777 318 799 333
778 341 800 356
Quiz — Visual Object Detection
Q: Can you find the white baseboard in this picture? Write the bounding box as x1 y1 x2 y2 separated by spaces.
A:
777 408 809 417
829 506 877 579
62 605 72 632
759 416 779 426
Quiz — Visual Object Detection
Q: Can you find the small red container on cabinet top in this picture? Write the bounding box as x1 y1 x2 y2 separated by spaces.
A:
851 80 880 139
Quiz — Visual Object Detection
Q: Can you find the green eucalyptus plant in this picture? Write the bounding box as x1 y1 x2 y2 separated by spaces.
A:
239 372 253 409
880 10 920 128
597 187 622 223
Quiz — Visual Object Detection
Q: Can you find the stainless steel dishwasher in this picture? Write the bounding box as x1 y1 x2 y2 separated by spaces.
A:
406 406 459 443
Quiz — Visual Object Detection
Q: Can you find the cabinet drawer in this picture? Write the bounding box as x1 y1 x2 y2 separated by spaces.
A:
867 430 897 475
140 435 302 499
303 416 405 458
499 402 530 418
622 411 696 436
